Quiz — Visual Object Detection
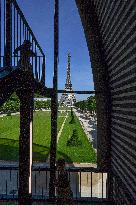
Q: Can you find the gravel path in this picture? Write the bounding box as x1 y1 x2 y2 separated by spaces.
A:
0 112 20 117
73 109 97 151
45 113 68 163
57 113 68 142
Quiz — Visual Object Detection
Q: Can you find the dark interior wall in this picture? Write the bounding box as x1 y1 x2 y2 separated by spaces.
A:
76 0 111 172
76 0 136 203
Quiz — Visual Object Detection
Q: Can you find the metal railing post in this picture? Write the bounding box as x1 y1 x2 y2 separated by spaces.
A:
49 0 59 201
41 55 45 85
17 74 34 205
5 0 12 68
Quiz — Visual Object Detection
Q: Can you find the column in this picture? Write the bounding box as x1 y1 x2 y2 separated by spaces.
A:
17 83 33 205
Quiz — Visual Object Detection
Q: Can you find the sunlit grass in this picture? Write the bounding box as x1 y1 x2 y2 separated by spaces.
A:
0 111 66 161
0 110 96 163
57 112 96 163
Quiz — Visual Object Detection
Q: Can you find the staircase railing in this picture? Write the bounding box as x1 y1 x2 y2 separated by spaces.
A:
0 0 45 85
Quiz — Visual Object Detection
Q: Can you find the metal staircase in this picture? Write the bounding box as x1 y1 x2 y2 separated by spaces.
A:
0 0 46 106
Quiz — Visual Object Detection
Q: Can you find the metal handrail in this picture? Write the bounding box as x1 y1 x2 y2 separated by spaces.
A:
58 90 96 94
0 164 106 173
0 0 46 84
11 0 45 56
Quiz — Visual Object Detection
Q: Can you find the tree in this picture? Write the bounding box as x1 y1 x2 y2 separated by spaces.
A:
0 92 20 113
75 95 96 116
87 96 96 115
67 129 82 146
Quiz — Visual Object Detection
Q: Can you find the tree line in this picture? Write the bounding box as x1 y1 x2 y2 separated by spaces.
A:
0 93 51 114
75 95 96 115
0 93 97 115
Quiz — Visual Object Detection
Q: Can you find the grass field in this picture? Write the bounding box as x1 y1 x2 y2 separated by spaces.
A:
0 111 66 161
0 110 96 163
57 112 96 163
33 111 65 161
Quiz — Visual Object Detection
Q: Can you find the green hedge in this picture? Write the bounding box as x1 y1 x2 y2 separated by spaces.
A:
0 93 20 113
0 93 51 114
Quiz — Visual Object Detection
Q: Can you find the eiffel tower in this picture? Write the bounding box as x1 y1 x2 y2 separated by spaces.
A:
60 53 76 107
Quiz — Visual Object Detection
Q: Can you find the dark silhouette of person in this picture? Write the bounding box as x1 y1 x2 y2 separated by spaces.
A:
13 40 36 72
55 158 74 205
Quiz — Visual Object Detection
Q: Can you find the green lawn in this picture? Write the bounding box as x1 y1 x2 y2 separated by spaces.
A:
0 111 96 163
0 114 20 161
57 112 96 163
33 111 65 161
0 111 66 161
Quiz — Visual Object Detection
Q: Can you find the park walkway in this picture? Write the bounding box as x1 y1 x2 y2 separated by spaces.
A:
57 112 68 142
73 109 97 151
45 111 68 163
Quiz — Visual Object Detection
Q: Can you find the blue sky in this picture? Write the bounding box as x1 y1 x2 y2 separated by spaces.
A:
17 0 94 100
